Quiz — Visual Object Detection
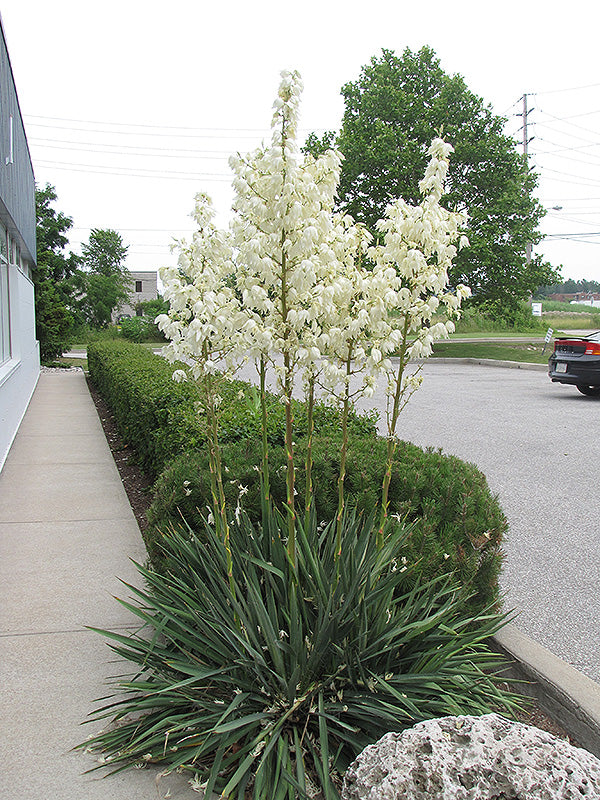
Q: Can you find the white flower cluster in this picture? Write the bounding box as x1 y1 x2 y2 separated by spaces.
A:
157 192 240 380
158 71 470 426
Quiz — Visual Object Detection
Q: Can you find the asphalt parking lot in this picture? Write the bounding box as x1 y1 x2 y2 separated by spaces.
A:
355 361 599 683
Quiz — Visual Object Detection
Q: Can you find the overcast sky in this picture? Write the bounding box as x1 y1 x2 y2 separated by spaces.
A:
2 0 600 284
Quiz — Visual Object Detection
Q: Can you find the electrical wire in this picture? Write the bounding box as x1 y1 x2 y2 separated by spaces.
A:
34 160 233 181
28 138 233 158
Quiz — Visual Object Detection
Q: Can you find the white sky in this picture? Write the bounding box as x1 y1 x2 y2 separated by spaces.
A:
2 0 600 284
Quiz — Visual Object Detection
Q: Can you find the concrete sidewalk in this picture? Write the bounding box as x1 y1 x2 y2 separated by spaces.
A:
0 370 198 799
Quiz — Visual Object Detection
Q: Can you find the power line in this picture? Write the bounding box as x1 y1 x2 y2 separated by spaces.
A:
24 115 325 140
26 121 271 140
535 82 600 95
536 169 600 188
535 136 600 157
24 113 271 133
29 138 233 158
545 231 600 237
34 160 232 181
536 111 600 142
71 226 195 232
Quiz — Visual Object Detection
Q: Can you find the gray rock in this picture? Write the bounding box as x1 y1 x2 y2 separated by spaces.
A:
342 713 600 799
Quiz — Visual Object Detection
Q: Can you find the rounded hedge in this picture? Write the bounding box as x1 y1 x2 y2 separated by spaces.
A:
88 340 507 613
147 432 506 612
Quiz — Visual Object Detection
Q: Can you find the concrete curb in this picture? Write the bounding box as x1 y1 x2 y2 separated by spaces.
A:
429 357 548 371
493 624 600 757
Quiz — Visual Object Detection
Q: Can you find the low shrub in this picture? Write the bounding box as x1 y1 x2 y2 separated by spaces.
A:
88 340 201 476
89 340 506 611
119 316 160 343
147 433 506 612
87 341 376 477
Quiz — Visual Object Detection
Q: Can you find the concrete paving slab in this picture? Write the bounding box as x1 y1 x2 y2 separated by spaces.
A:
28 369 90 397
0 519 147 634
4 432 113 465
0 630 199 800
0 462 134 522
16 406 104 437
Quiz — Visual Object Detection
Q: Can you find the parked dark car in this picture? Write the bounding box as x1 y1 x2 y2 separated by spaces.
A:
548 331 600 396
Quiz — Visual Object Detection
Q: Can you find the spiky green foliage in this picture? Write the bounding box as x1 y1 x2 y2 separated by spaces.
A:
81 509 520 798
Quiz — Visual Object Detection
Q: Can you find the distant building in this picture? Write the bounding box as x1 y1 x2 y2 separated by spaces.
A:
548 292 600 304
0 15 38 471
113 270 158 322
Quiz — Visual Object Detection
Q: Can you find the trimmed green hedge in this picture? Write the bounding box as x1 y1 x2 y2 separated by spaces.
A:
87 340 377 478
88 340 507 611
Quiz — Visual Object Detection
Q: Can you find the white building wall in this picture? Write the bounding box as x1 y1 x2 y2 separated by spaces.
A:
0 16 39 472
113 270 158 321
0 260 39 470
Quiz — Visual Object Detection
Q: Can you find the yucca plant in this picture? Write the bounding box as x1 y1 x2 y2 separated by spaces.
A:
81 506 520 799
81 73 522 799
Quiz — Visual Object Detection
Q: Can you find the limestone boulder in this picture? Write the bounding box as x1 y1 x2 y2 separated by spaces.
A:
342 713 600 800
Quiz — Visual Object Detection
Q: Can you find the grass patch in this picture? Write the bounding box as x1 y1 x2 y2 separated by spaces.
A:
42 357 89 370
61 356 88 369
541 313 600 330
431 341 551 364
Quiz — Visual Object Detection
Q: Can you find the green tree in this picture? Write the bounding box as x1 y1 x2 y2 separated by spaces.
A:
136 295 169 319
34 184 80 361
536 278 600 297
75 228 130 328
305 47 560 323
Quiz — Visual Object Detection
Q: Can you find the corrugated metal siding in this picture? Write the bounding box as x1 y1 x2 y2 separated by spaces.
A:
0 17 36 264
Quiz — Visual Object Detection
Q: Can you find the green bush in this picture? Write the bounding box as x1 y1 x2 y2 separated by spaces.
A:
456 301 545 332
89 340 506 612
87 341 376 477
147 433 505 612
119 316 158 343
88 340 202 476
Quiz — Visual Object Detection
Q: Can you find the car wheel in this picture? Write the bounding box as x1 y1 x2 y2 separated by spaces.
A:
576 384 600 396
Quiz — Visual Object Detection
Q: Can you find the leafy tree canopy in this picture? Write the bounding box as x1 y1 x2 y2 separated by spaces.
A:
34 184 80 361
536 278 600 297
305 47 561 322
81 228 129 277
75 228 130 328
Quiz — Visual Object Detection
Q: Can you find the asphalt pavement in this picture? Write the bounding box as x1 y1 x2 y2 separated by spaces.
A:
356 360 600 682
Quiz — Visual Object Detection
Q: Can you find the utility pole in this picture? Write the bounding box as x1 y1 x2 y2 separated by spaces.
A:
522 93 534 264
522 93 530 158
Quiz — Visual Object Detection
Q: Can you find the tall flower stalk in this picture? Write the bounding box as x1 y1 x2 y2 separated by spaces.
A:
230 70 346 567
158 76 470 564
157 194 239 581
366 138 470 543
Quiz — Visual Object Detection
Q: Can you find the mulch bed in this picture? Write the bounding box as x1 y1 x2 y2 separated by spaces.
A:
85 372 577 746
87 376 153 535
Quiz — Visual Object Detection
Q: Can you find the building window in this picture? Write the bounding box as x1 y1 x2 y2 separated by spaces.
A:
135 280 143 293
0 224 10 365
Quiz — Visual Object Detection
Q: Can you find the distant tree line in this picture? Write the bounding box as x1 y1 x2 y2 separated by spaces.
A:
535 278 600 298
34 184 134 361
